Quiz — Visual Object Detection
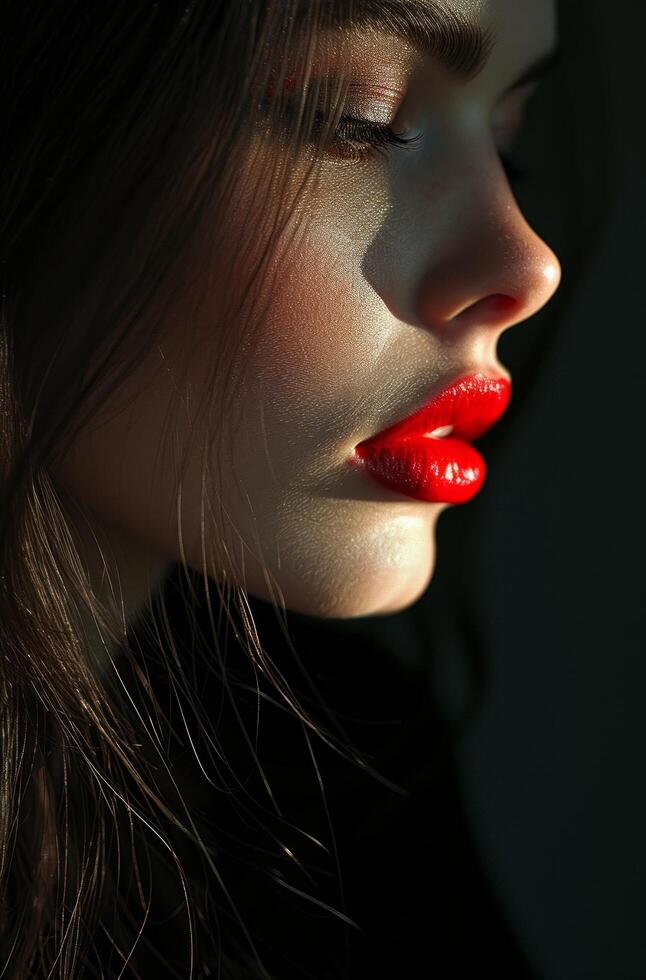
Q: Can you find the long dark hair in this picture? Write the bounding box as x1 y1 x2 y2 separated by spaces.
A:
2 4 371 976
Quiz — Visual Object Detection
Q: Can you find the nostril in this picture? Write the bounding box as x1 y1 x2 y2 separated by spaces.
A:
489 294 518 315
453 292 519 325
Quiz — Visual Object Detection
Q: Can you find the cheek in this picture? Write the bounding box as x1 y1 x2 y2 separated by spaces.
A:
262 228 385 366
221 225 383 512
193 223 445 618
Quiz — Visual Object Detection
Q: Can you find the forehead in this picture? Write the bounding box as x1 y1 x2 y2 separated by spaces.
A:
447 0 556 34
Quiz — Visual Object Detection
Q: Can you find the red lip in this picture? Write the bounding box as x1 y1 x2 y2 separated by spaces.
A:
350 372 512 504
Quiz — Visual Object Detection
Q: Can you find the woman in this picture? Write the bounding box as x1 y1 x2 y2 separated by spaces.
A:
3 0 578 976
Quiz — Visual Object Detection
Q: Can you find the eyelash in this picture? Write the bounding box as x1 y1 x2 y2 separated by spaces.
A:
328 114 421 161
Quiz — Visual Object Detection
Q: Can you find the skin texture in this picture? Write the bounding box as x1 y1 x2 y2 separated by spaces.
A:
53 0 561 623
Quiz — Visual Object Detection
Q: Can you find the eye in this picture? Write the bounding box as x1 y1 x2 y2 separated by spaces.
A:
325 113 421 162
265 94 420 163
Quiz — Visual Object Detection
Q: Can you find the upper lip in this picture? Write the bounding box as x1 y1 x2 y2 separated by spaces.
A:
356 370 512 448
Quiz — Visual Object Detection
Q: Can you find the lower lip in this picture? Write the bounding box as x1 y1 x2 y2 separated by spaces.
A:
350 435 487 504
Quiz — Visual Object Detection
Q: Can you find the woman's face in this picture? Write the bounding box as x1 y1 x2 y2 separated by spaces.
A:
54 0 561 620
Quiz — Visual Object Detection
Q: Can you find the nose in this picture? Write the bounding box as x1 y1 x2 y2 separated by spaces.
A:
413 193 561 338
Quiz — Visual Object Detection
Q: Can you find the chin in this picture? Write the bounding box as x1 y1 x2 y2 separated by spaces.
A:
331 552 437 619
214 503 448 621
243 540 437 621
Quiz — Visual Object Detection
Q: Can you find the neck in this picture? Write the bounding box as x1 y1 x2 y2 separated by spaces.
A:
59 492 174 662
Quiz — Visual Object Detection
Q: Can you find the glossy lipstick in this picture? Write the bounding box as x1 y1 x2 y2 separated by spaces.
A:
350 373 511 504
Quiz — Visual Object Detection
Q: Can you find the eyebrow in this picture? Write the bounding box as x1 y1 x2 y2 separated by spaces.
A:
329 0 494 79
327 0 560 89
